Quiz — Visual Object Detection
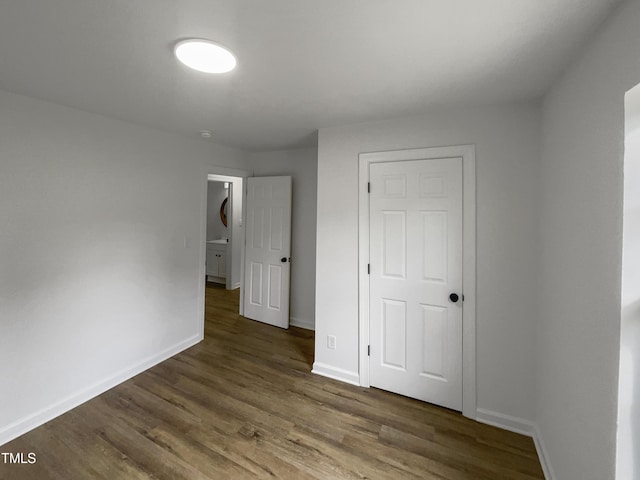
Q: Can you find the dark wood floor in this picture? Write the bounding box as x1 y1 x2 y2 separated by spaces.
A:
1 283 544 479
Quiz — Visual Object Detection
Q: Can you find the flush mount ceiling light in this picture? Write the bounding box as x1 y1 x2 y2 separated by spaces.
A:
174 39 237 73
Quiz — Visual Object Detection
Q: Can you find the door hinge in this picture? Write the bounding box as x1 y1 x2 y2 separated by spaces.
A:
367 182 370 193
367 345 370 356
367 263 370 274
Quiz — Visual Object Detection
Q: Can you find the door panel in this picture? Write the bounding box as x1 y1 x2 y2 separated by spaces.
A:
268 264 282 309
382 299 407 370
243 176 292 328
249 262 263 305
422 211 447 282
382 211 406 278
420 304 447 379
370 158 462 411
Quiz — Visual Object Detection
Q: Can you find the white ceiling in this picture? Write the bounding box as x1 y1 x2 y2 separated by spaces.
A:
0 0 620 151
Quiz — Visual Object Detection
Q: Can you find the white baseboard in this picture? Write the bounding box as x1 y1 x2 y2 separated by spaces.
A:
475 408 554 480
532 424 555 480
232 282 241 290
290 316 315 330
475 408 535 437
311 362 360 386
0 333 202 447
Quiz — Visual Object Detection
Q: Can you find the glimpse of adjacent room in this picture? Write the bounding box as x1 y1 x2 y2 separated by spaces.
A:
205 175 243 291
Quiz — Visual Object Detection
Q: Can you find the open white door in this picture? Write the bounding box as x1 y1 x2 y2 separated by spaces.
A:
243 176 292 328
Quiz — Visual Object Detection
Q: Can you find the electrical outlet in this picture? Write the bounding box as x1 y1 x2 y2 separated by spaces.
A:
327 335 337 350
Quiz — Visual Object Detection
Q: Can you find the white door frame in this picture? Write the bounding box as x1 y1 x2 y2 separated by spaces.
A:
358 145 476 418
198 165 251 340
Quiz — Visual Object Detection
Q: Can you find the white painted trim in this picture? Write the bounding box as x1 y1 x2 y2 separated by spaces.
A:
206 166 252 178
460 145 477 418
475 410 554 480
532 424 556 480
358 144 477 419
0 333 201 447
207 275 226 285
290 316 315 330
312 362 360 386
314 368 546 475
357 154 372 387
475 408 535 437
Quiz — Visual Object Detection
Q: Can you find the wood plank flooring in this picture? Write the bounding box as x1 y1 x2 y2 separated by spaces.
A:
1 283 544 479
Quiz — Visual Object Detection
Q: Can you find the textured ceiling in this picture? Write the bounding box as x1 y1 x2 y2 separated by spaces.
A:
0 0 621 151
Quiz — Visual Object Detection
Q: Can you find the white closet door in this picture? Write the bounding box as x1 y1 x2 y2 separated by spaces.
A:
369 157 463 410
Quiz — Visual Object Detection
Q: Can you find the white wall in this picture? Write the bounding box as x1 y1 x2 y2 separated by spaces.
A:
0 89 246 445
315 104 540 424
206 181 229 241
248 147 317 330
618 83 640 480
536 0 640 478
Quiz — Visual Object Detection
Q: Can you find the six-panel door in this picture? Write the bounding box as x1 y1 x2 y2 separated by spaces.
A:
369 158 463 411
243 176 292 329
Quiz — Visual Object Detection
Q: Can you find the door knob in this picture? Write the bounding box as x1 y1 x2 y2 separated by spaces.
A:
449 293 459 303
281 257 287 263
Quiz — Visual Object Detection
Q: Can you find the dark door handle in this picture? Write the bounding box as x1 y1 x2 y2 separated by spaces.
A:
449 293 459 303
281 257 287 263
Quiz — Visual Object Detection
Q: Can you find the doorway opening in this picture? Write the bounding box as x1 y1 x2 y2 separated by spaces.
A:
198 168 296 338
206 175 243 291
197 167 249 337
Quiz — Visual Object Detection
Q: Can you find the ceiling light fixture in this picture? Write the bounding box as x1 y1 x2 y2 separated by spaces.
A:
200 130 213 138
174 39 237 74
